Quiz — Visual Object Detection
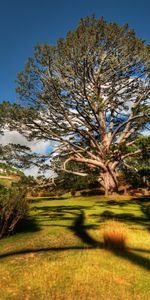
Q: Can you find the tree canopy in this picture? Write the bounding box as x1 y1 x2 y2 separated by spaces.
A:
1 16 150 194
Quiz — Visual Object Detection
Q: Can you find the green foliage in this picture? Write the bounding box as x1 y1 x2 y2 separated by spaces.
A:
0 186 28 238
14 175 36 189
119 135 150 188
135 135 150 160
55 161 99 192
56 172 99 192
0 162 24 176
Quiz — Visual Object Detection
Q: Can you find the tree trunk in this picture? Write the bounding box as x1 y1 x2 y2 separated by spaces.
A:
101 169 118 195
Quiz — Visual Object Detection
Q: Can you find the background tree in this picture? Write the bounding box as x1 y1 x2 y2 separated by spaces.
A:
54 160 99 194
122 135 150 189
1 16 150 194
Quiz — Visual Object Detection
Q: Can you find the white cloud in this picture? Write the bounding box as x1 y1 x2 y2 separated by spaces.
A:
23 165 54 178
0 130 55 177
0 130 50 154
141 129 150 136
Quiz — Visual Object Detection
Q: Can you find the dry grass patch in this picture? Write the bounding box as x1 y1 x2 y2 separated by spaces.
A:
103 220 128 251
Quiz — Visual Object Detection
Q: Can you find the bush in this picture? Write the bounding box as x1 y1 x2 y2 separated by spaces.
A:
103 220 128 251
0 186 28 238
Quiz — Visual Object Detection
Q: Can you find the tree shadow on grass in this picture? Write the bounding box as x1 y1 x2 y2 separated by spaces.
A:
0 198 150 272
70 210 101 247
1 210 149 272
32 204 91 226
112 249 150 272
99 210 150 229
15 216 41 234
29 196 69 203
0 211 150 272
92 195 150 230
70 211 150 271
30 195 150 231
135 196 150 231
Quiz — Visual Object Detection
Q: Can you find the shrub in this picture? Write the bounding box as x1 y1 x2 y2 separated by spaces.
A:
0 186 28 238
103 220 128 251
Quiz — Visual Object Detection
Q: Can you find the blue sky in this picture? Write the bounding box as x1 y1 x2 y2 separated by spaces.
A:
0 0 150 103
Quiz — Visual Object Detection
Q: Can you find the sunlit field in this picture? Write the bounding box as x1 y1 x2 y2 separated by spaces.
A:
0 194 150 300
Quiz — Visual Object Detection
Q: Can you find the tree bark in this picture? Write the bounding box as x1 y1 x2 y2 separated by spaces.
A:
101 168 118 195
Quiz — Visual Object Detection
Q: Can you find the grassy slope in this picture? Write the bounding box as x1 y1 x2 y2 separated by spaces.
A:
0 176 19 188
0 178 13 188
0 194 150 300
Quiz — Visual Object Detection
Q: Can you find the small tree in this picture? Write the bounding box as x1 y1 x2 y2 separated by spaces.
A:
0 186 28 238
1 17 150 194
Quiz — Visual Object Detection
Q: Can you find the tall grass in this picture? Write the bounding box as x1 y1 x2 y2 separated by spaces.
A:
103 220 128 251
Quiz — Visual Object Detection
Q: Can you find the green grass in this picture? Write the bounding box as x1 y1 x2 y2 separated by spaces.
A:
0 178 12 187
0 194 150 300
0 176 19 188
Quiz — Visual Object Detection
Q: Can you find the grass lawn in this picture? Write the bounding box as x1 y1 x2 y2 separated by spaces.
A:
0 194 150 300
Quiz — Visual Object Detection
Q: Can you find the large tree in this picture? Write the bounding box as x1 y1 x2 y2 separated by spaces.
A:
1 17 150 194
